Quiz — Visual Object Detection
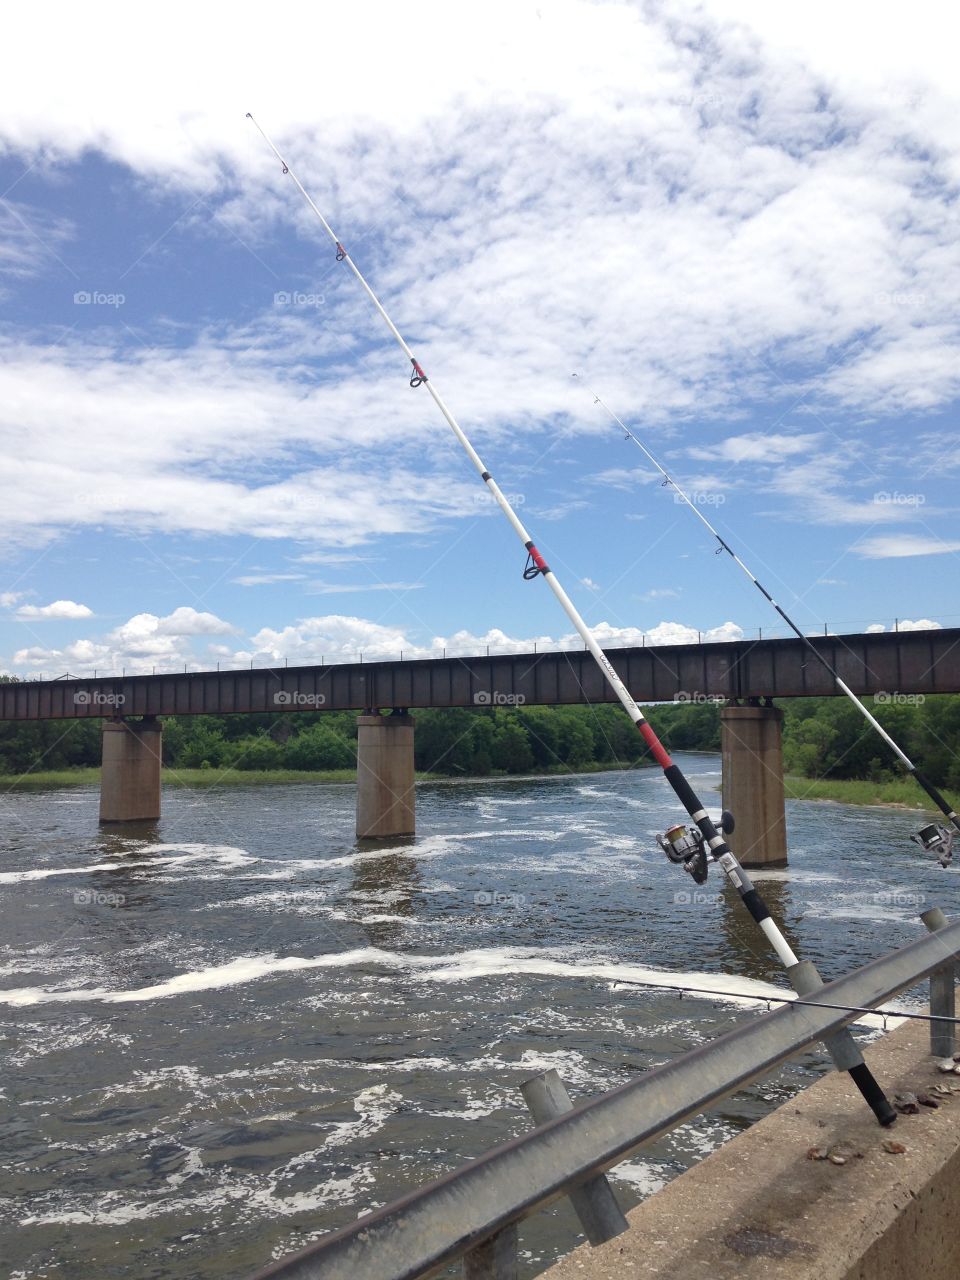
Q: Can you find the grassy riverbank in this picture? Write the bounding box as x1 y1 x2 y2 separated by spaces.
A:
0 759 648 791
784 774 934 811
0 764 937 812
0 767 383 790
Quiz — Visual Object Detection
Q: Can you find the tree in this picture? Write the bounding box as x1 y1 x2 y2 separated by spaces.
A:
286 725 355 771
493 714 535 773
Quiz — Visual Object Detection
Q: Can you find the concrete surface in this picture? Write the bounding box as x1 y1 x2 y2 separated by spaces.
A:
356 712 415 839
99 717 162 822
721 703 788 867
540 1016 960 1280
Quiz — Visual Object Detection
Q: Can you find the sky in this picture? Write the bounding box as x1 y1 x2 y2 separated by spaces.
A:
0 0 958 678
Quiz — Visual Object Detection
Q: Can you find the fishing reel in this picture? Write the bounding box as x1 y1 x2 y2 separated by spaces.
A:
911 822 956 868
656 811 735 886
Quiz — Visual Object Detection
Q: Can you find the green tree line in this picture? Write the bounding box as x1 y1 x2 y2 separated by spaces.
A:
0 691 958 787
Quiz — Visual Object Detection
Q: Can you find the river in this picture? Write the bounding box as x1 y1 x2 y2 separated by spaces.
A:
0 754 947 1278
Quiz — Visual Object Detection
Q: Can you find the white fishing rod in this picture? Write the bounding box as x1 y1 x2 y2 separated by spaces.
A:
574 376 960 865
247 113 895 1125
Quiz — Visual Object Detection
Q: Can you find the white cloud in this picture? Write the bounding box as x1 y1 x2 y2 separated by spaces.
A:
15 599 92 621
2 608 750 678
0 592 24 608
232 573 307 586
306 581 423 596
153 607 237 637
856 534 960 558
865 619 942 633
688 433 821 465
588 467 661 492
6 606 238 676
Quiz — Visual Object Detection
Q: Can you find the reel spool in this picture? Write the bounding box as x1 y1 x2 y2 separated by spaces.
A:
655 811 733 887
911 822 955 868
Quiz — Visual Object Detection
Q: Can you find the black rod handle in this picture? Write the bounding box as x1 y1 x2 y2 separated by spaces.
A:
847 1062 897 1126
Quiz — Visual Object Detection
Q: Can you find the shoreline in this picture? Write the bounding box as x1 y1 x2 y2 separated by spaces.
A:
0 757 936 814
0 760 655 792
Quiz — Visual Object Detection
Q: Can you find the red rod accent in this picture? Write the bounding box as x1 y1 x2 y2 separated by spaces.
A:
412 359 427 380
638 720 672 769
528 545 548 572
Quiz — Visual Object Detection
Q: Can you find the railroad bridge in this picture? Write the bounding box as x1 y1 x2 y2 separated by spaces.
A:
3 627 957 863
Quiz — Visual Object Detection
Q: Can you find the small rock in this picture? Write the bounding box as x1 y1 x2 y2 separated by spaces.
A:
882 1139 907 1154
829 1142 862 1162
931 1084 955 1098
894 1092 920 1115
806 1146 829 1161
937 1059 956 1073
917 1092 939 1109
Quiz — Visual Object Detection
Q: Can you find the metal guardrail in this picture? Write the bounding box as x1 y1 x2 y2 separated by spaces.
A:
247 916 960 1280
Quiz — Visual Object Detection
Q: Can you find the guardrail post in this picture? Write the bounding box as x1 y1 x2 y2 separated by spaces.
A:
922 907 955 1058
521 1069 629 1245
463 1223 518 1279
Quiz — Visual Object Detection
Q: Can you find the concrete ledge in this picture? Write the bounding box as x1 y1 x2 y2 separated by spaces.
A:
541 1017 960 1280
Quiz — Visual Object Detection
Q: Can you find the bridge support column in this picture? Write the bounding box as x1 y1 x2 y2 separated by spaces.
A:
99 717 163 823
720 702 787 867
356 711 415 839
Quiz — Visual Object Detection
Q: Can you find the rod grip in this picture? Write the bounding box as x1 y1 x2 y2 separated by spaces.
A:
847 1062 897 1127
913 769 960 831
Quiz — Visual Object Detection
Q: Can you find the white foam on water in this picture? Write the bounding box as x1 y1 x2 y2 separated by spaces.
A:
0 948 406 1006
346 889 409 904
197 889 335 916
0 843 256 885
428 1086 516 1120
166 1146 205 1188
0 943 895 1027
316 1084 402 1149
20 1164 377 1228
748 869 843 884
609 1159 668 1195
0 859 129 884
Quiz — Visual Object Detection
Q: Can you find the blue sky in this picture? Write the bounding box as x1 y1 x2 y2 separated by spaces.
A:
1 1 958 677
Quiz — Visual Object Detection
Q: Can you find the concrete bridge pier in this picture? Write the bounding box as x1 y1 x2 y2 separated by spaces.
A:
356 710 415 839
99 716 163 823
720 700 787 867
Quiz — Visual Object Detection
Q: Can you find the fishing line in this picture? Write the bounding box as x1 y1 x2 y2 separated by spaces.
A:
574 375 960 863
605 977 956 1030
246 114 896 1126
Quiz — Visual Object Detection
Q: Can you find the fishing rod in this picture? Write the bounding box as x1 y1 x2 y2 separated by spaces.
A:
246 113 896 1126
574 376 960 865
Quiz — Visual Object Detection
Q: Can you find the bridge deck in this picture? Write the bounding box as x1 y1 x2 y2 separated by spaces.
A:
1 629 957 720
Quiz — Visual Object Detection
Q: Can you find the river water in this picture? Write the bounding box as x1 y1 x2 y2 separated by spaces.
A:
0 754 949 1279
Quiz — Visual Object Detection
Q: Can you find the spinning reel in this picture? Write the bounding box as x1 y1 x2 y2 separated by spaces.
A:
657 810 735 886
911 822 956 868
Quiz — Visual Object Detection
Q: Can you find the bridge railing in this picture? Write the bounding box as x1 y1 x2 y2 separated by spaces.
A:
245 916 960 1280
8 615 955 685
